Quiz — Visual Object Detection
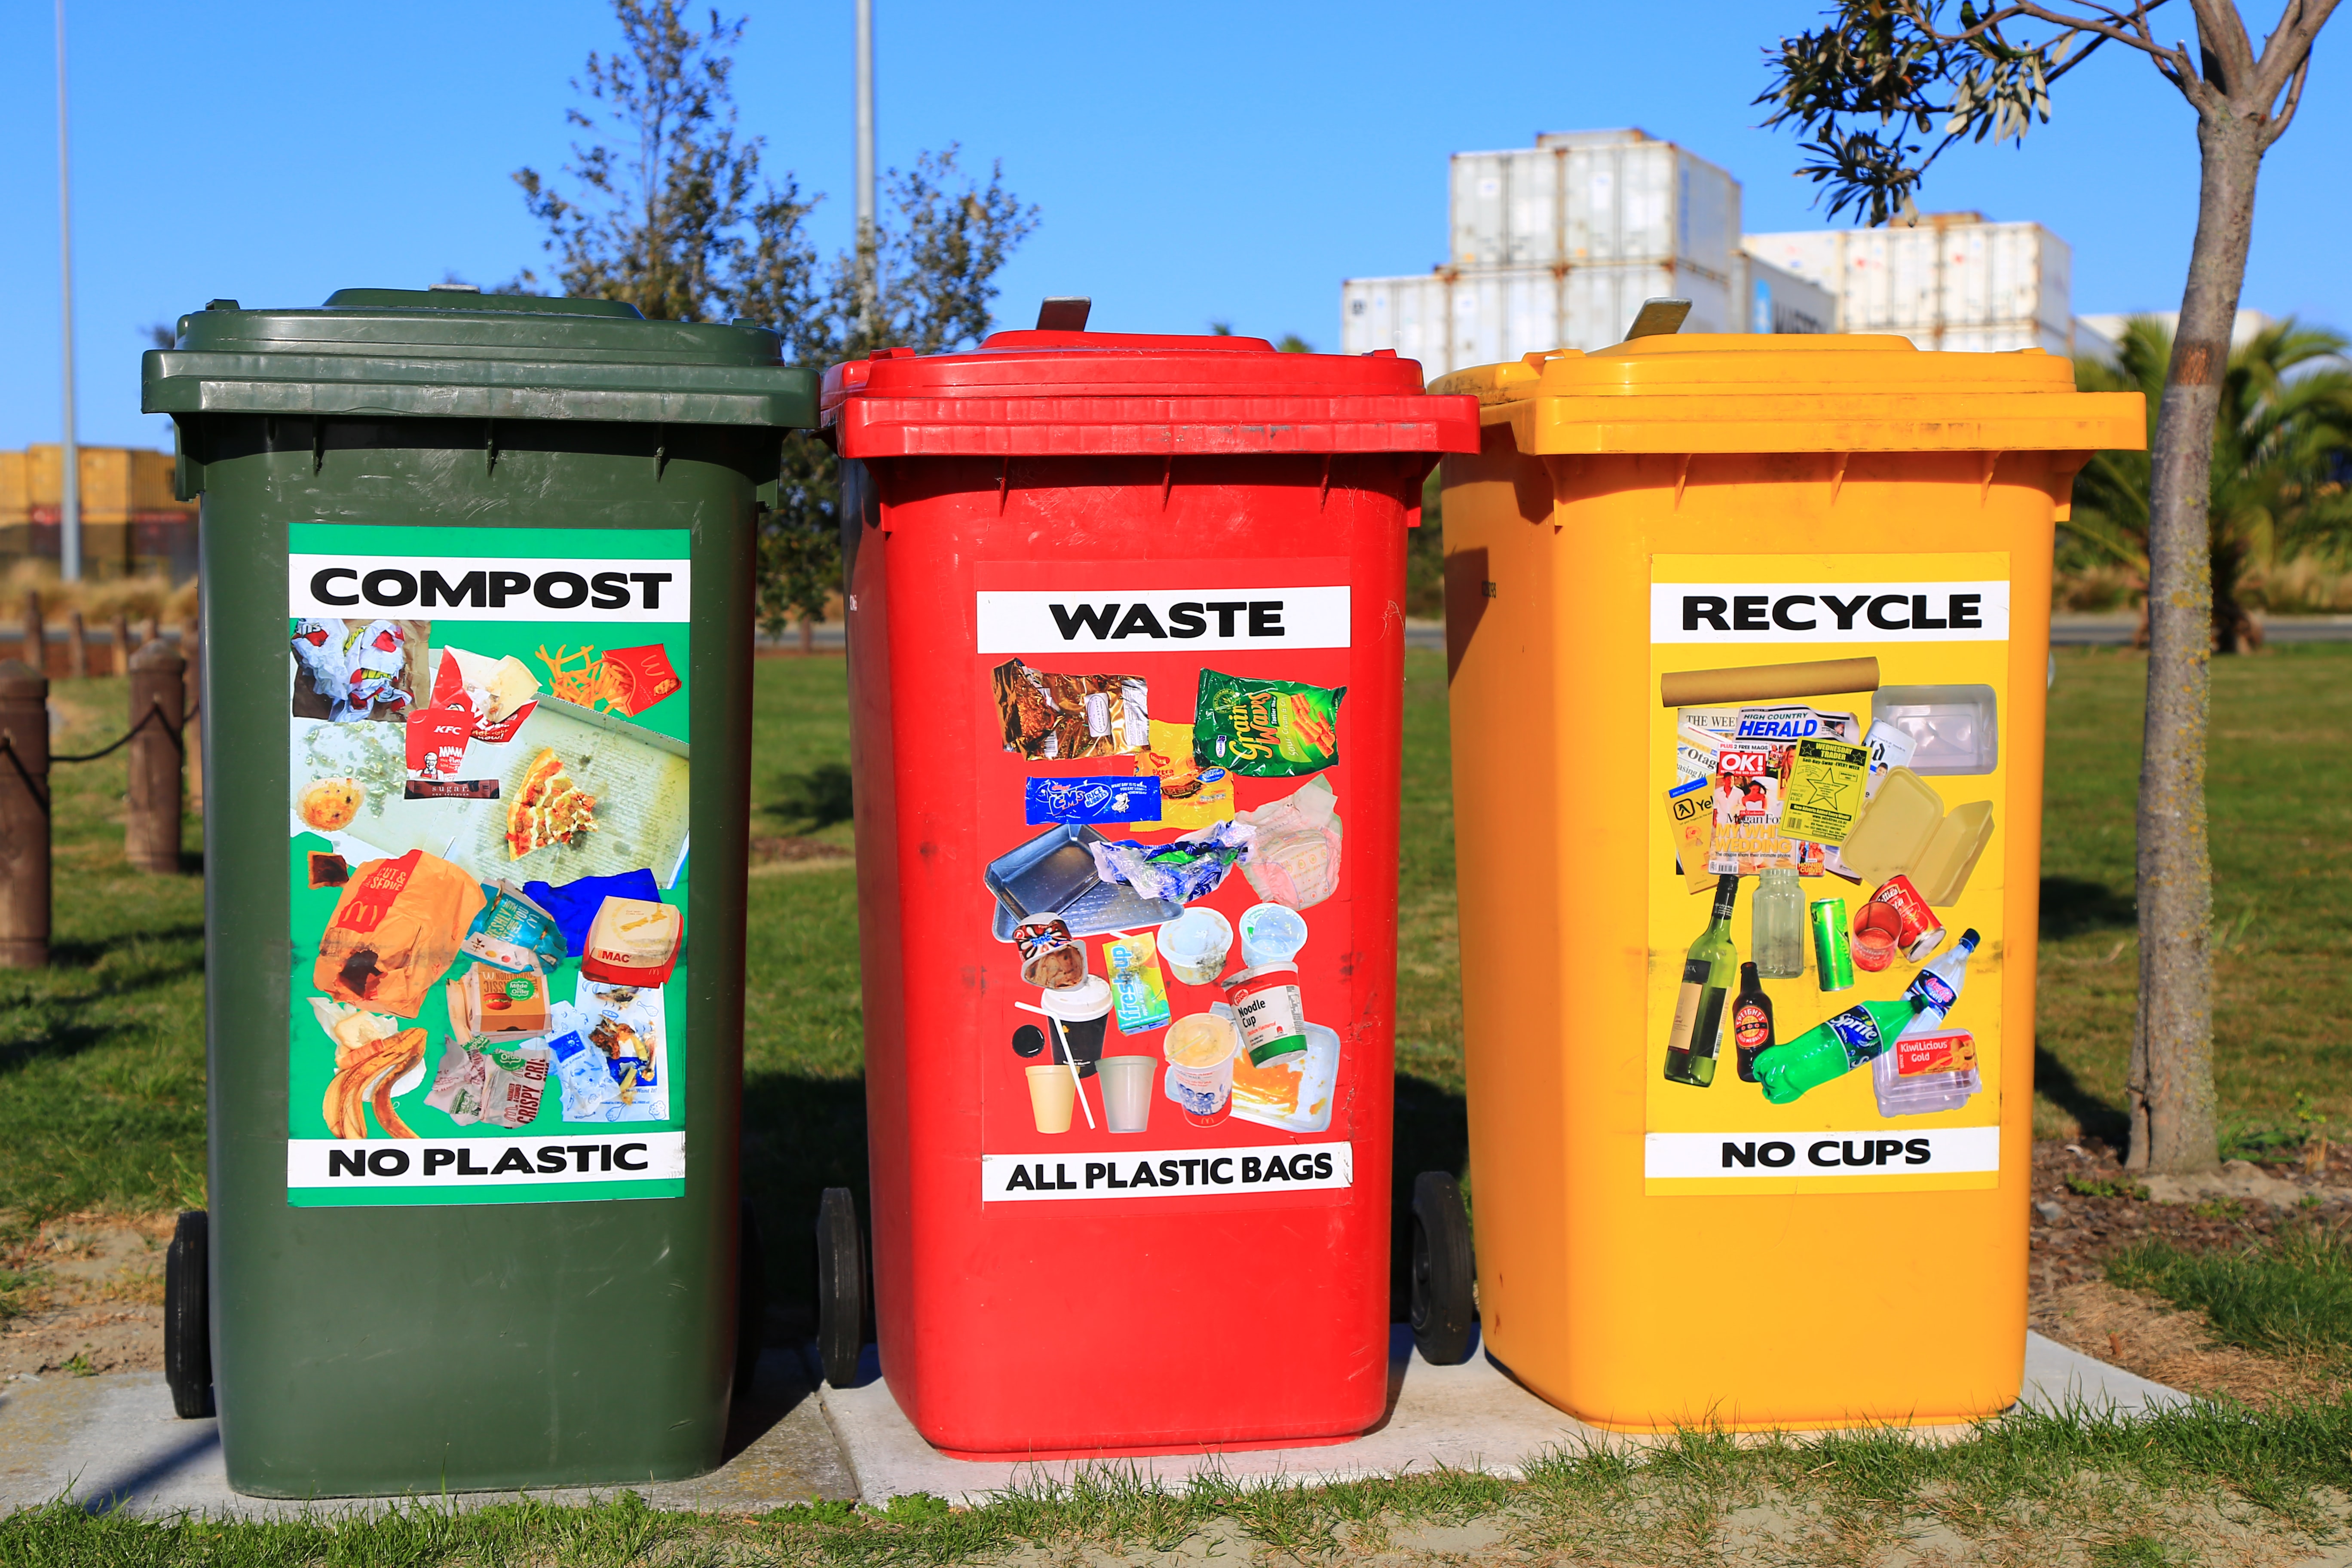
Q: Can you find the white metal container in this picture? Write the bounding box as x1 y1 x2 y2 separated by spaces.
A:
1734 251 1834 335
1341 263 1733 379
1741 218 2072 345
1449 129 1740 283
1921 322 2073 355
1341 273 1453 369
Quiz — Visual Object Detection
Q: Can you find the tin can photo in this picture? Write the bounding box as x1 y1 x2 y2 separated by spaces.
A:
1809 897 1856 993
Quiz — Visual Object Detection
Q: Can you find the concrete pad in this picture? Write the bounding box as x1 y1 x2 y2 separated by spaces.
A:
2021 1332 2198 1416
0 1330 2187 1516
0 1348 854 1518
817 1328 2193 1507
815 1327 1600 1507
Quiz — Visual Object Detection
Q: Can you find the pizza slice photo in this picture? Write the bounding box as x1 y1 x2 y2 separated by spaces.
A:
505 748 601 860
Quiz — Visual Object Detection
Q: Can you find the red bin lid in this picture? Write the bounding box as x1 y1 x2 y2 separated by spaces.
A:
824 328 1480 459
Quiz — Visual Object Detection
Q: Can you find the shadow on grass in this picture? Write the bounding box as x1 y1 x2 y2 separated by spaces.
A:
2041 876 2137 939
742 1071 870 1342
41 922 205 974
1391 1073 1471 1320
768 763 856 834
2036 1044 2130 1147
3 924 206 1075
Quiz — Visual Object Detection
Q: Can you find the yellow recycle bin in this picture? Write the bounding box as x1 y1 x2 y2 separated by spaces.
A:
1434 335 2142 1430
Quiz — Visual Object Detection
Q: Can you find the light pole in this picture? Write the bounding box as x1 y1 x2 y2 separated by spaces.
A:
55 0 81 583
854 0 876 330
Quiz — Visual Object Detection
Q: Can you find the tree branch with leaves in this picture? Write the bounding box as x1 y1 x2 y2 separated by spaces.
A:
1759 0 2338 1173
514 1 1038 640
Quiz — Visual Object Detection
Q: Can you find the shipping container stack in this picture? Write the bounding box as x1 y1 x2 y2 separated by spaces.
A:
1341 129 1834 375
1743 212 2090 357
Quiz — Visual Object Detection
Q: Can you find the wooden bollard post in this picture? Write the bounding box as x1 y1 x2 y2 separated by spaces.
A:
182 613 204 812
111 612 132 676
0 658 48 968
68 610 88 678
21 591 44 677
126 640 186 874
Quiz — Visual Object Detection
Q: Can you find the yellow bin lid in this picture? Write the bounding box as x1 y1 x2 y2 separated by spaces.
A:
1429 334 2146 456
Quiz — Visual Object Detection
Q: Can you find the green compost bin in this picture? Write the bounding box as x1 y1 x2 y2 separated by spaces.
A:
142 287 818 1496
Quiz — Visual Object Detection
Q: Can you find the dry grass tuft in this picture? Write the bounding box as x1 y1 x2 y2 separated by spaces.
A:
2036 1278 2343 1408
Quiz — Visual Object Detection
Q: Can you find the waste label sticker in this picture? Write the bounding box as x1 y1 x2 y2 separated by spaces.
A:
980 1142 1352 1201
977 586 1351 652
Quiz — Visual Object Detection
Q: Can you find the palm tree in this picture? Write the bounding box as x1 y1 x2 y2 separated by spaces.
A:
2071 318 2352 652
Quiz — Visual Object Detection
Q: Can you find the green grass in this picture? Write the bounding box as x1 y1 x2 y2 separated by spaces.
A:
0 676 206 1219
2034 643 2352 1149
10 1400 2352 1562
740 657 864 1321
5 647 2349 1277
2110 1227 2352 1362
18 644 2352 1555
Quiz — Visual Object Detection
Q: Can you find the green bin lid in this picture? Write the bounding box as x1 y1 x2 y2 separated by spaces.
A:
142 286 817 428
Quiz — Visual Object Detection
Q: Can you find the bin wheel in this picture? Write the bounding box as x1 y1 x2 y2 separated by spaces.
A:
1410 1172 1476 1366
815 1188 865 1389
735 1198 766 1400
164 1209 214 1419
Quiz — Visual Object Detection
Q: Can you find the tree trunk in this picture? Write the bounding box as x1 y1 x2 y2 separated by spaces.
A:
2126 113 2263 1174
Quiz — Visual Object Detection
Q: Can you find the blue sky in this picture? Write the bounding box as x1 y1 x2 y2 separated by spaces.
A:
2 0 2343 450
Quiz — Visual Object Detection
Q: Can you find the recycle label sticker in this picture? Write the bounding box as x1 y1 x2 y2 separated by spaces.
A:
1643 551 2010 1196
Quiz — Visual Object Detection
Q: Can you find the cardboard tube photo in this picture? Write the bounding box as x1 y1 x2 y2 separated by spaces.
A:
1660 656 1882 709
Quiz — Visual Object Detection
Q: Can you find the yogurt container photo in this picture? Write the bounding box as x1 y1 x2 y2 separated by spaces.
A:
1155 907 1233 987
1237 903 1308 969
1162 1011 1240 1126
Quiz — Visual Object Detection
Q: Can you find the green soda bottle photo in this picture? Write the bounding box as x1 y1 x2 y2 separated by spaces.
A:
1749 998 1921 1104
1662 874 1741 1088
1752 928 1981 1104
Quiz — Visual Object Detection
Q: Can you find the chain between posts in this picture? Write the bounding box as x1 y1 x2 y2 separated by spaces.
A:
0 703 199 818
47 700 199 765
0 732 46 813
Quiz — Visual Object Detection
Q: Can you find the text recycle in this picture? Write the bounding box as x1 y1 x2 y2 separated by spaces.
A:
1679 591 1988 634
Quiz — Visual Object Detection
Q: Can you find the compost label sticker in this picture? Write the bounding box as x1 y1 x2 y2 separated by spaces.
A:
970 558 1359 1201
283 523 691 1208
1644 551 2010 1197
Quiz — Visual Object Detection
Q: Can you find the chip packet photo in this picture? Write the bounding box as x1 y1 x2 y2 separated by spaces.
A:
990 658 1149 760
425 1039 550 1129
461 881 568 974
1193 669 1343 776
1127 719 1234 831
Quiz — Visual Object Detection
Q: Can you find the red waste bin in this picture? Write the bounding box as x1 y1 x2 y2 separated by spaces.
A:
825 310 1478 1456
